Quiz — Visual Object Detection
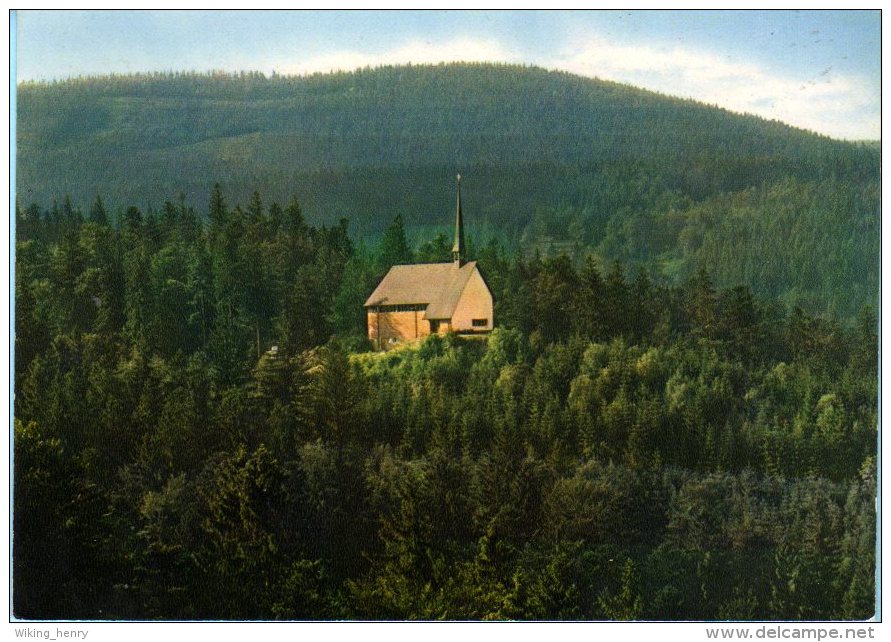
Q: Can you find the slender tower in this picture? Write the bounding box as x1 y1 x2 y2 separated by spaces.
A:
452 174 465 267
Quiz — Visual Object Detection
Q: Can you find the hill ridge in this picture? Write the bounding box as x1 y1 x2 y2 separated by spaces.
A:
16 62 879 318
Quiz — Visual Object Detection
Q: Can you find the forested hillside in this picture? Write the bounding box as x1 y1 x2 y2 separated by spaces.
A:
16 64 879 318
14 190 876 619
14 63 879 619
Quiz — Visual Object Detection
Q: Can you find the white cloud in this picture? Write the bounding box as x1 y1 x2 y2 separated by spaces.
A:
548 36 879 140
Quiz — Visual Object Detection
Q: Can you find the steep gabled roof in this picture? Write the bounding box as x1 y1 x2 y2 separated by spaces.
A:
364 261 479 320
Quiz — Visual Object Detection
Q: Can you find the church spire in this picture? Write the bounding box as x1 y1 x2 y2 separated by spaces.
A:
452 173 465 266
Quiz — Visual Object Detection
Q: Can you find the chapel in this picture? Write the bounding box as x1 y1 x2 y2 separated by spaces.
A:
364 176 494 350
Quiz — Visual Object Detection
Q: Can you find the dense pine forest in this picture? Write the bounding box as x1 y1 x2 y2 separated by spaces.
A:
14 184 876 619
14 63 879 620
17 64 879 319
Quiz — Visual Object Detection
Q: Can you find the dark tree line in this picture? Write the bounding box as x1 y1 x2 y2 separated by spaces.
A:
13 189 877 620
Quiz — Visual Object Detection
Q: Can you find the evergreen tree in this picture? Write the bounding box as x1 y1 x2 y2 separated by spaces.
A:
377 214 412 272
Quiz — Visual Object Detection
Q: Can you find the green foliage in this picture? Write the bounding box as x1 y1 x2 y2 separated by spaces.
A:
12 183 877 620
16 64 879 319
377 214 413 272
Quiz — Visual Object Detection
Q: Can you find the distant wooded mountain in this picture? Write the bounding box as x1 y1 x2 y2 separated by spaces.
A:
16 63 879 318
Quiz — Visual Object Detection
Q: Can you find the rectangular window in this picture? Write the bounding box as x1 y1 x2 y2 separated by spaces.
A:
373 304 427 312
472 319 488 327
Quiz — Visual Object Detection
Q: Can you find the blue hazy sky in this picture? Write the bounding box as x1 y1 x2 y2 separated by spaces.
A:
14 9 880 140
